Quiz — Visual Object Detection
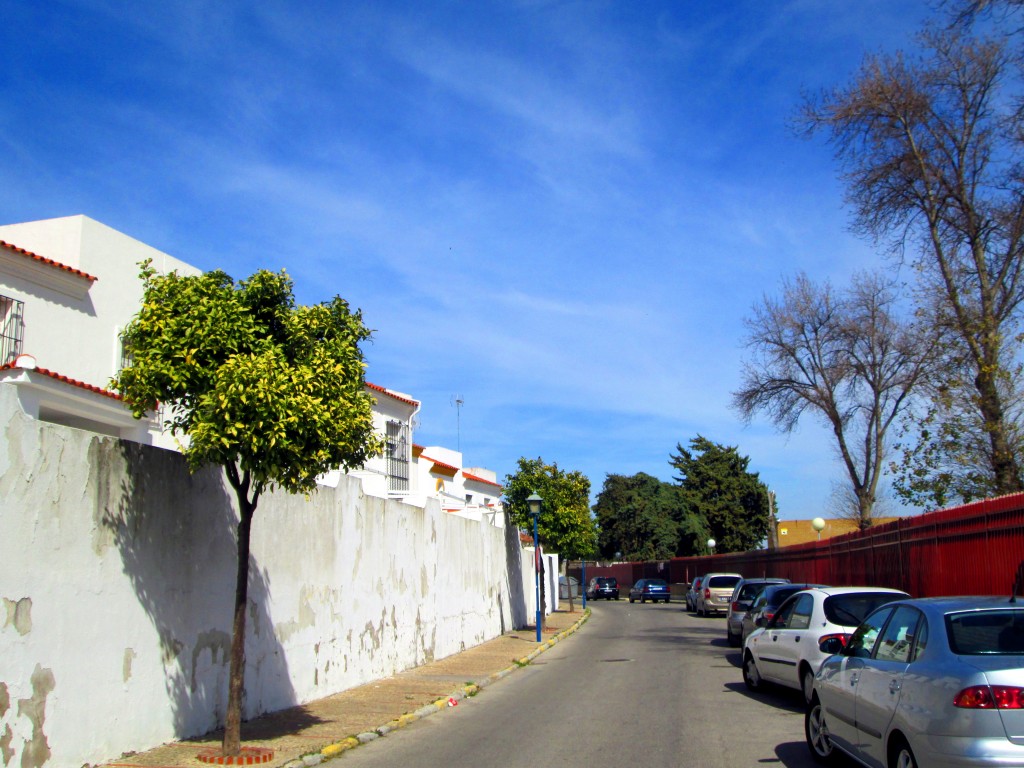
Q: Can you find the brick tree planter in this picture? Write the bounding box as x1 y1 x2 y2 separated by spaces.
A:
196 747 274 765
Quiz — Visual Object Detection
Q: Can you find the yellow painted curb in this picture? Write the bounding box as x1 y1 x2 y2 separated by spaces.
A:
321 738 358 758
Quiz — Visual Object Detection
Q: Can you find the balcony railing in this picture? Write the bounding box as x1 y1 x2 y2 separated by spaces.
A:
0 294 24 365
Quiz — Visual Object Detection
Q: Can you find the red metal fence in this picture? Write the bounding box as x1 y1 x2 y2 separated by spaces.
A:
569 493 1024 597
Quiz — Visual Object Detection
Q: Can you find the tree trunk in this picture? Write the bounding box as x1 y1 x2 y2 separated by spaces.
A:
223 500 255 756
976 367 1024 494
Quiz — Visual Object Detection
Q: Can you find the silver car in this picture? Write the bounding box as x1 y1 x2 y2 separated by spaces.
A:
807 596 1024 768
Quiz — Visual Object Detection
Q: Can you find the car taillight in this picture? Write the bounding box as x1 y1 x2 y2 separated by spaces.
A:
732 602 741 612
763 611 775 623
817 633 850 648
704 588 711 599
954 686 1024 709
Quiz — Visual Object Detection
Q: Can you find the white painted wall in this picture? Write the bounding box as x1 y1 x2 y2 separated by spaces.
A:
0 387 534 768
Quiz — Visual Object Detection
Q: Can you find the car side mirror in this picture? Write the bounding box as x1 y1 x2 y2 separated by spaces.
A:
819 637 845 655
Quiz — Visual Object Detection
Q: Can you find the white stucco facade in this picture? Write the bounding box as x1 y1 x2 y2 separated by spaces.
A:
0 387 536 768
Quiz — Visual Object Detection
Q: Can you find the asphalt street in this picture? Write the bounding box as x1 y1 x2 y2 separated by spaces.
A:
334 600 834 768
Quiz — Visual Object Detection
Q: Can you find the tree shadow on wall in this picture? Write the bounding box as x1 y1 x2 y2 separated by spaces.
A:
503 516 528 631
98 438 321 740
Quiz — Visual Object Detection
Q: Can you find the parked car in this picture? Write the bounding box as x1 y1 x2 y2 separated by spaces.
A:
739 582 827 646
686 576 704 612
807 596 1024 768
586 576 619 600
629 578 671 604
696 572 743 617
726 577 791 647
743 586 909 703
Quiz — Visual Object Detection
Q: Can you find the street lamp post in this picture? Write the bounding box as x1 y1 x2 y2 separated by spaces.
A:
527 493 543 643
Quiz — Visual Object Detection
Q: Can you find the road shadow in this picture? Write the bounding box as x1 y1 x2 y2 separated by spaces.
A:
723 681 805 713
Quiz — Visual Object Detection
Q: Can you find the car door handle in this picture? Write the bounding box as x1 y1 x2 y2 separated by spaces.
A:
889 679 901 694
850 673 859 686
795 636 801 643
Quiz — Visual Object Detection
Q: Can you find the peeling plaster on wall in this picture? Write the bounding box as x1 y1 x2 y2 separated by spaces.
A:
1 724 13 766
17 665 55 768
0 682 8 716
273 587 317 645
2 599 31 636
122 649 136 683
159 633 184 666
190 631 231 694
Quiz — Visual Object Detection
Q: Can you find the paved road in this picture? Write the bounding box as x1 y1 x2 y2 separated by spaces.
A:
336 599 832 768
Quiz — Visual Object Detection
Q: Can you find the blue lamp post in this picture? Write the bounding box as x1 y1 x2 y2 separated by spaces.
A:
527 492 543 642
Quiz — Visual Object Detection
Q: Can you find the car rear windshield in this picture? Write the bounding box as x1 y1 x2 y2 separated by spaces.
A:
946 610 1024 654
707 576 741 589
738 581 783 601
597 578 617 586
646 579 667 587
823 593 905 627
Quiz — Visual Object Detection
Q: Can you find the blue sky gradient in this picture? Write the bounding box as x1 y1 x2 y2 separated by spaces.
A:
2 1 945 518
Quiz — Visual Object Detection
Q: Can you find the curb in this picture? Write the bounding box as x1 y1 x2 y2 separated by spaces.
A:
285 608 590 767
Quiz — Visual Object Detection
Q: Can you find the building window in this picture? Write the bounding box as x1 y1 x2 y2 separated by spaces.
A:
386 420 410 493
0 295 25 365
465 493 473 505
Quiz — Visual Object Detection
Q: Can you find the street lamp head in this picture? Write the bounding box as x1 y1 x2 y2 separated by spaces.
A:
707 538 716 551
526 492 542 518
811 517 826 533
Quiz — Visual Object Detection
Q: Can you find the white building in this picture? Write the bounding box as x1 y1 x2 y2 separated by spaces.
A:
0 215 501 515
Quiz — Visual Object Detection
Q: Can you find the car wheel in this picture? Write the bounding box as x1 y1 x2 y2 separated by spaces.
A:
805 695 836 764
889 736 917 768
629 596 634 603
801 667 816 704
742 653 764 692
640 595 646 604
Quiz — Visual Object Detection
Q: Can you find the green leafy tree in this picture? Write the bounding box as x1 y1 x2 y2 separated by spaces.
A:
670 436 770 554
113 262 382 756
592 473 683 561
504 457 595 616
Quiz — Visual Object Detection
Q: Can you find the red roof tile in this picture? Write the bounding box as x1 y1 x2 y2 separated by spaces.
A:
0 240 98 282
0 362 122 401
463 471 502 489
365 381 419 407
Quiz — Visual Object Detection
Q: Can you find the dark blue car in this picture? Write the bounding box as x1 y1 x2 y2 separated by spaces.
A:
629 578 670 604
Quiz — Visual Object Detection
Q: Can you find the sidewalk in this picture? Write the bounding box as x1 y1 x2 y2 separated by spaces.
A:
100 608 588 768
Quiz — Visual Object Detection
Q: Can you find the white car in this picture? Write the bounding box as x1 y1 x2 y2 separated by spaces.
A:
742 586 909 702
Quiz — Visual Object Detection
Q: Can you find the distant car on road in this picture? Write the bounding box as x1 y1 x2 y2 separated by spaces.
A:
696 572 743 617
807 595 1024 768
726 577 790 647
586 577 619 600
629 578 670 604
686 576 704 612
743 586 909 703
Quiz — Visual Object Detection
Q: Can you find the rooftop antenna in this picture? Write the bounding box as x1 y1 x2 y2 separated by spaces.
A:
451 394 464 452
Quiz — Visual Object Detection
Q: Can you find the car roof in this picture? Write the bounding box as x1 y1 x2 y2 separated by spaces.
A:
885 595 1024 613
803 586 909 597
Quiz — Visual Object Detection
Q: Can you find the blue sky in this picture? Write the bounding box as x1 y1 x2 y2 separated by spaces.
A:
2 1 944 518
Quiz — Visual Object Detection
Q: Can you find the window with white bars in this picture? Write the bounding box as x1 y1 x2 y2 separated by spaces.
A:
386 420 410 492
0 295 24 365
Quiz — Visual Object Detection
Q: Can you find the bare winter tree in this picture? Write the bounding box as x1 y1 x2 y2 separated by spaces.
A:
802 29 1024 498
734 272 936 528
